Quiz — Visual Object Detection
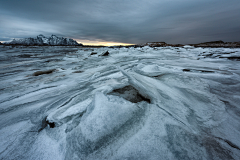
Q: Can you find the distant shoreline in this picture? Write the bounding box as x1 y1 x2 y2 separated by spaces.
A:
1 40 240 48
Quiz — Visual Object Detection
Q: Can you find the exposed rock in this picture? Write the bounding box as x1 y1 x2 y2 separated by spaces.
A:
46 120 55 128
99 51 109 56
183 69 214 73
190 41 240 48
227 57 240 60
109 85 151 103
17 54 32 58
72 70 83 73
140 42 184 47
182 69 191 72
32 69 56 76
146 42 167 47
219 56 240 61
90 52 97 55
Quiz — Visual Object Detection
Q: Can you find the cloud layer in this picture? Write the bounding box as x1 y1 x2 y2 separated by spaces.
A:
1 0 240 44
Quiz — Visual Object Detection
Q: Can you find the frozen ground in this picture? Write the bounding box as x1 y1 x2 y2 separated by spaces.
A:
0 45 240 160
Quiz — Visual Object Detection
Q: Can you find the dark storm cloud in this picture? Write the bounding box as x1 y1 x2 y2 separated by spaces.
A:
0 0 240 44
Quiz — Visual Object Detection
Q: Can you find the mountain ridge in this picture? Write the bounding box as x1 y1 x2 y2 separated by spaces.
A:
4 34 83 46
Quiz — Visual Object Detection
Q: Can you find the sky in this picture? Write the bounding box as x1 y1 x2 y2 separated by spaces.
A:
0 0 240 45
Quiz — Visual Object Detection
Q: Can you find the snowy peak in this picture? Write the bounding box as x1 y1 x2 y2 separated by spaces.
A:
37 34 46 38
6 35 82 46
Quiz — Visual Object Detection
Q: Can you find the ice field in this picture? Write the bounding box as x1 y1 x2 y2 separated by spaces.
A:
0 45 240 159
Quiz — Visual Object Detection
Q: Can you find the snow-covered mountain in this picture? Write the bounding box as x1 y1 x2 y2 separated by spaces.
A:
5 34 82 46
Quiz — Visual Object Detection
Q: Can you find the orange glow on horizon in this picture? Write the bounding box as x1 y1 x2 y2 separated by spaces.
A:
75 39 134 46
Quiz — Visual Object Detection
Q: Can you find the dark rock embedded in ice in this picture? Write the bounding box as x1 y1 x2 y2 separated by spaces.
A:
109 85 151 103
90 52 98 55
32 69 56 76
72 70 83 73
99 51 109 56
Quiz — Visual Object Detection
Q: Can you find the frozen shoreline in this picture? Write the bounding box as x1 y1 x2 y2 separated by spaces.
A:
0 45 240 159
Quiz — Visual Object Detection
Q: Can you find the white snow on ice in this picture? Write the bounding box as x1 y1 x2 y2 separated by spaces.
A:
0 46 240 159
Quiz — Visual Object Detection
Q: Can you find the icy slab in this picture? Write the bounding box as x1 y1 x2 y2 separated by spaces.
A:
80 92 140 142
120 67 227 130
46 98 92 127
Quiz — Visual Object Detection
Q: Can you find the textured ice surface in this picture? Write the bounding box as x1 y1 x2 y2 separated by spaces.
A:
0 46 240 159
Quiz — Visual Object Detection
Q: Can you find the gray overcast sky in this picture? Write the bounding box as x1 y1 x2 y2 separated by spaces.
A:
0 0 240 44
